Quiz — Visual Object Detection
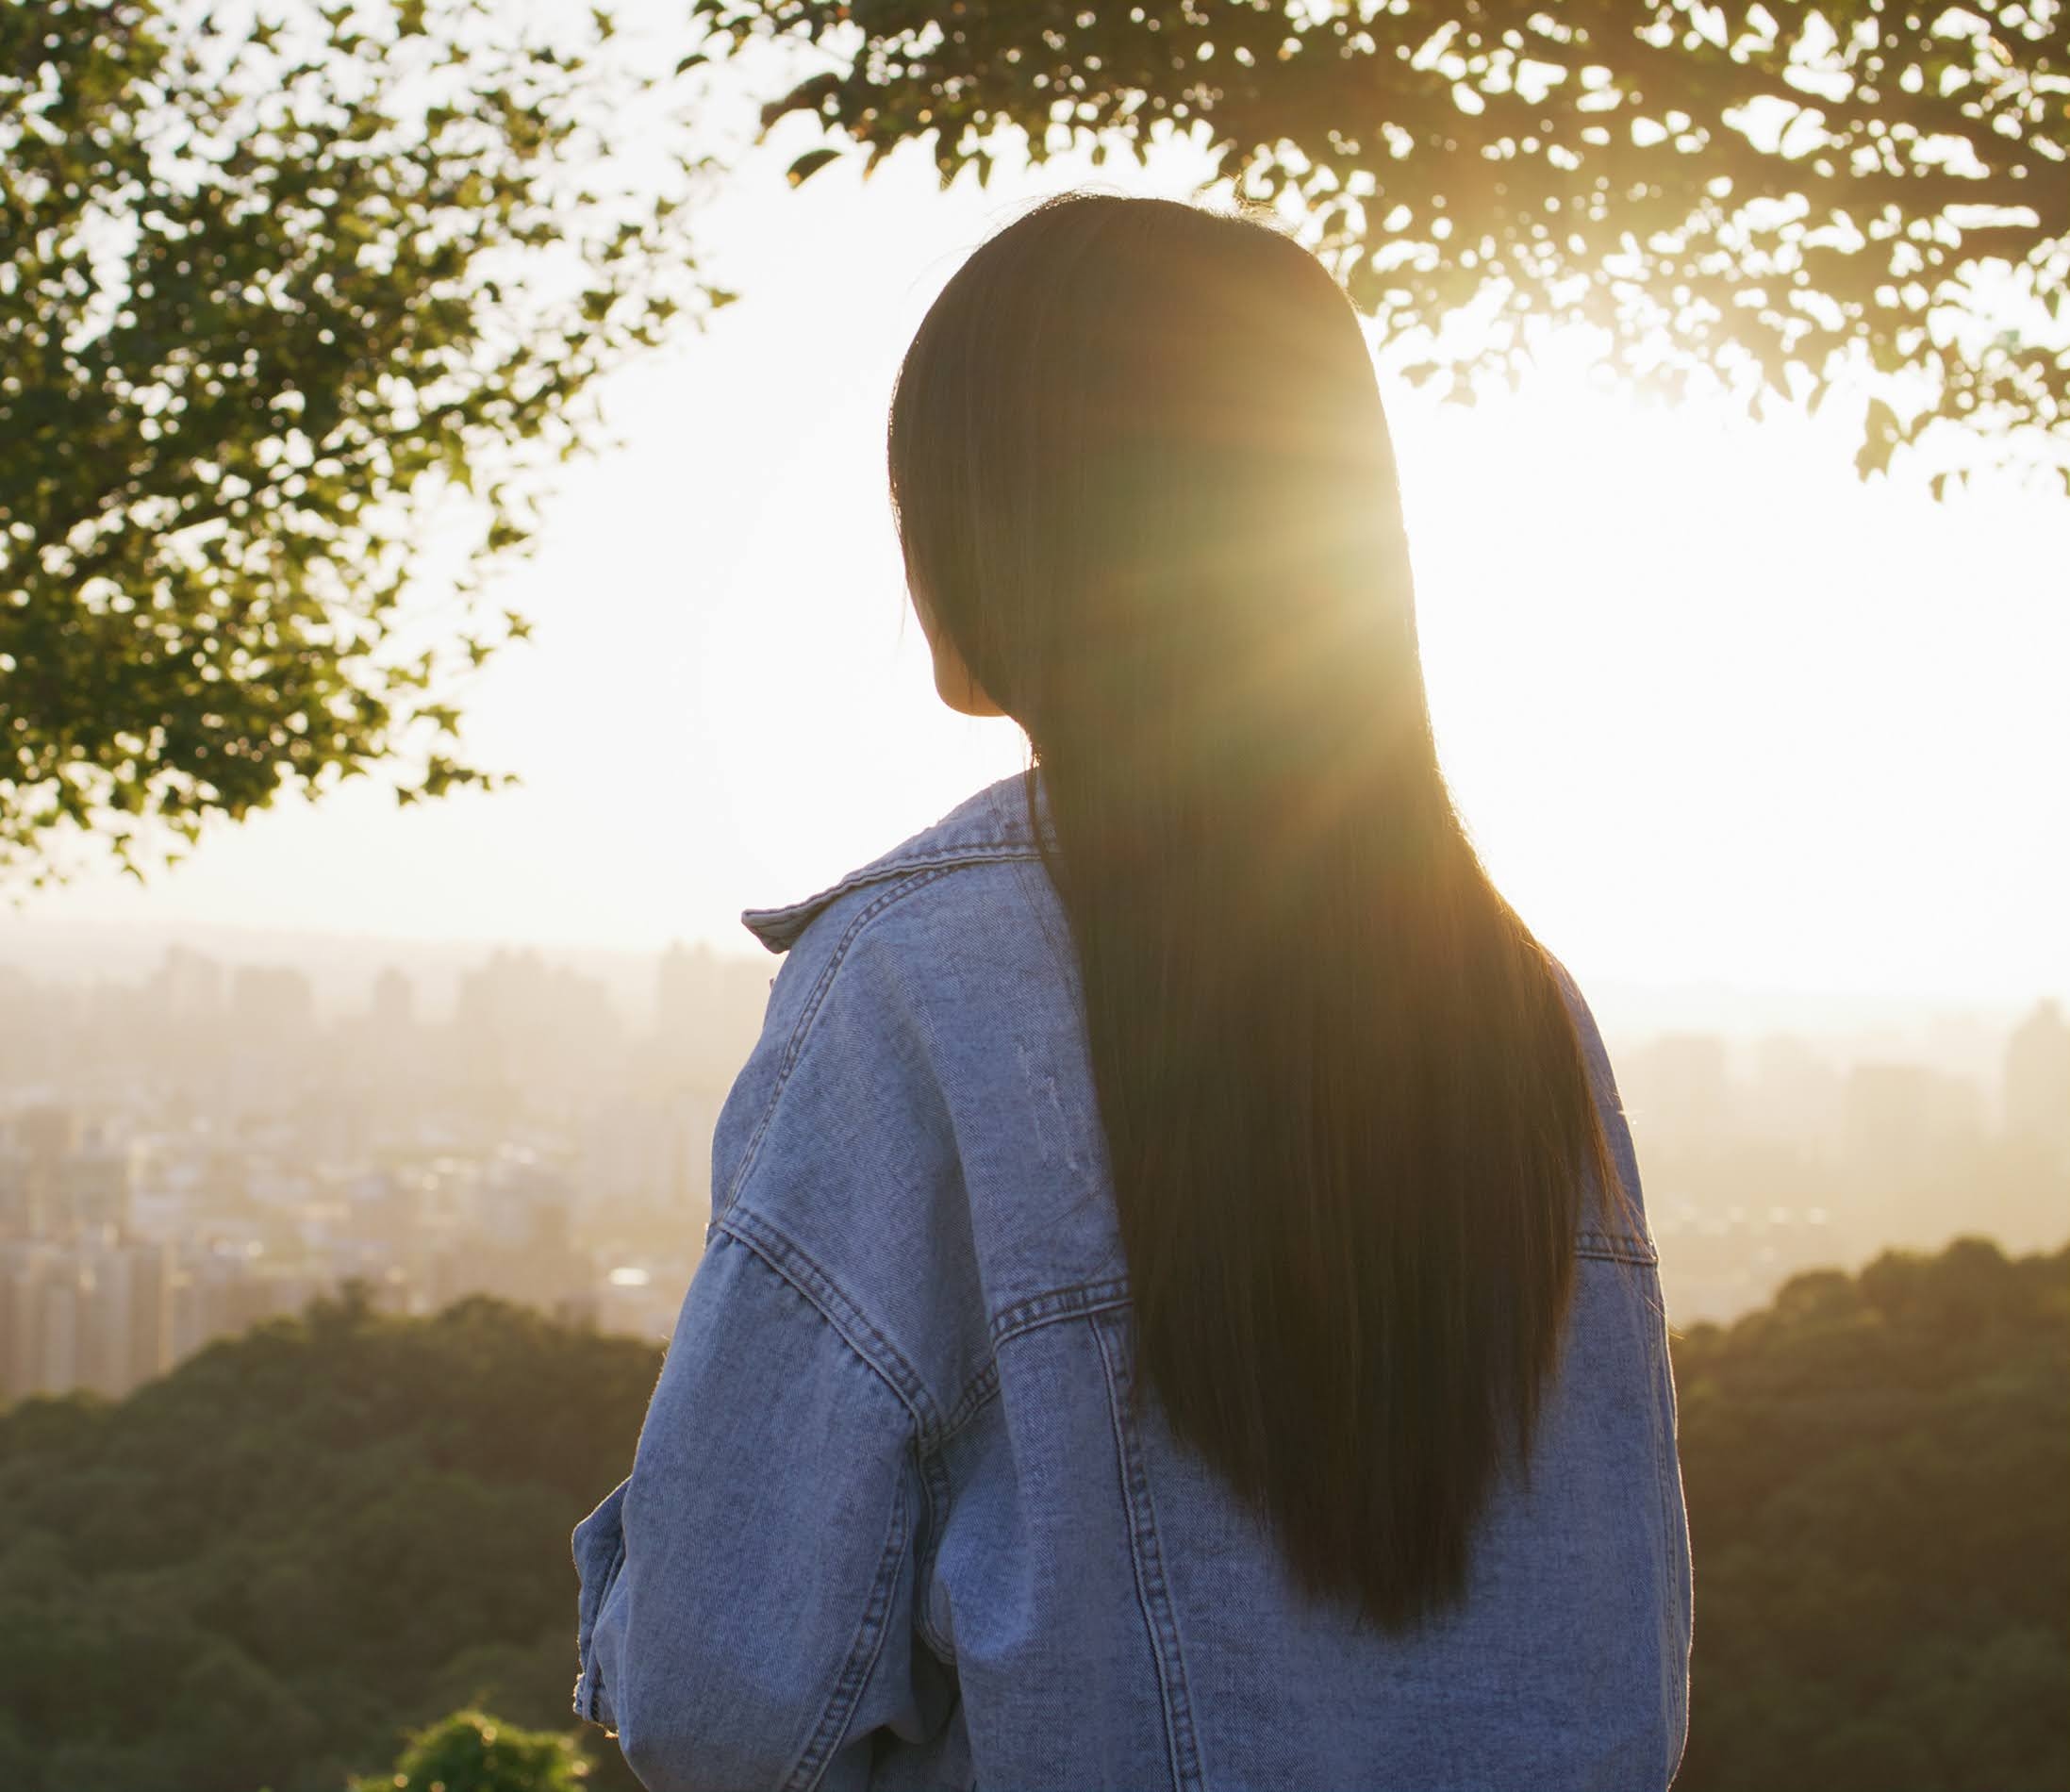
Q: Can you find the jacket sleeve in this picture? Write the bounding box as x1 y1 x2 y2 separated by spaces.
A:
571 1229 938 1789
571 917 959 1790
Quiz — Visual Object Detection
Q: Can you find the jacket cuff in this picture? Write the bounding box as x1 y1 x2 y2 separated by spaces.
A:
572 1480 630 1728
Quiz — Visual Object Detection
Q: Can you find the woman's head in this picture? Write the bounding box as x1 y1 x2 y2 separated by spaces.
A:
889 193 1430 817
887 191 1629 1634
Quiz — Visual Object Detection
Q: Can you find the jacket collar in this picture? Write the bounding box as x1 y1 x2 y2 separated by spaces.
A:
739 770 1052 954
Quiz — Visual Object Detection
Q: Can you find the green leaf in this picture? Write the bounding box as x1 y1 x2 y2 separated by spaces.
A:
786 147 841 187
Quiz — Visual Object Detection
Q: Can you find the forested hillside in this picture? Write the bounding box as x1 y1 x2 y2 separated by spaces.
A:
0 1239 2062 1790
1673 1237 2069 1790
0 1292 659 1791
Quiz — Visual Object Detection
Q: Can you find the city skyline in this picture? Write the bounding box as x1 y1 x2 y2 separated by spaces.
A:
3 910 2061 1071
5 930 2065 1412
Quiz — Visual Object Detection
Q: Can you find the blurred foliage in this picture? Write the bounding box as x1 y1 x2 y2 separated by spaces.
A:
350 1708 588 1792
0 0 726 886
0 1286 664 1792
1673 1235 2070 1790
0 1239 2061 1788
708 0 2069 489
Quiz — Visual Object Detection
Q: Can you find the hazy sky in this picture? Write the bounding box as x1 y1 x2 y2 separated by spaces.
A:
14 24 2069 1007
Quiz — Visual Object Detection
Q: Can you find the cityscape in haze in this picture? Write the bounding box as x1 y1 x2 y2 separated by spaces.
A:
4 926 2064 1406
0 935 770 1404
5 0 2062 1421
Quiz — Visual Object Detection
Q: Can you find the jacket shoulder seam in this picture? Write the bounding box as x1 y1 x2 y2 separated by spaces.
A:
772 854 1038 1080
715 1210 943 1436
718 862 970 1224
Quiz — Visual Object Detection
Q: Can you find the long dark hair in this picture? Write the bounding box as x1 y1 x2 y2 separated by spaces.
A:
887 191 1631 1633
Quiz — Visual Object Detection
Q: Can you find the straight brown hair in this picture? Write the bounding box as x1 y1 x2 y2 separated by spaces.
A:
887 191 1631 1633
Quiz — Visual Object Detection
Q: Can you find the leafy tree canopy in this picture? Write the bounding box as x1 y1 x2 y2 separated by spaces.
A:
0 0 723 884
711 0 2068 489
352 1708 590 1792
0 1289 662 1792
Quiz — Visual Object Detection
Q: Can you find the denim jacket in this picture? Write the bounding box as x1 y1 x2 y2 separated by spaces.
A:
572 771 1693 1791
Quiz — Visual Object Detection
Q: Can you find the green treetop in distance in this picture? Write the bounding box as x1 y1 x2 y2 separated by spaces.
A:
352 1709 589 1792
0 0 727 886
706 0 2067 491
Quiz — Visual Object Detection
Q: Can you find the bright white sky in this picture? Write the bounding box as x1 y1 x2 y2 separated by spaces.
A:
15 27 2070 1009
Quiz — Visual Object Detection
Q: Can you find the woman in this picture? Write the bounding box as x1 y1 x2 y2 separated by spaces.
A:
572 191 1692 1791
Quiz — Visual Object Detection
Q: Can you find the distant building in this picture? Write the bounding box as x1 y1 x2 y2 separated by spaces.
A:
656 940 717 1046
1623 1033 1733 1146
1843 1061 1988 1198
38 1269 79 1397
1747 1033 1845 1153
0 1235 172 1400
75 1237 174 1395
59 1131 132 1233
150 946 224 1023
653 941 770 1095
231 964 316 1038
2004 1000 2070 1162
14 1104 78 1165
1 1106 128 1238
0 1143 33 1236
455 949 623 1097
0 1248 50 1401
371 966 416 1034
223 966 320 1115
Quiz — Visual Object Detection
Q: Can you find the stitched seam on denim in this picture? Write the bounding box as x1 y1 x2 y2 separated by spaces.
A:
1649 1311 1681 1786
911 1374 998 1669
783 1461 914 1792
716 1214 942 1435
1644 1268 1692 1783
748 844 1046 931
1091 1312 1204 1792
1577 1228 1658 1265
990 1276 1134 1348
931 1360 1002 1454
579 1530 625 1655
721 864 969 1215
910 1380 986 1668
905 1364 1002 1671
917 1279 1140 1477
915 1287 1150 1673
913 1446 958 1667
572 1518 627 1726
914 1286 1143 1466
918 1279 1136 1460
723 855 1049 1217
574 1506 625 1652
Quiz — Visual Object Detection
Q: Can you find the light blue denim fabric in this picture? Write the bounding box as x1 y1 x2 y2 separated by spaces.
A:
572 771 1693 1791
